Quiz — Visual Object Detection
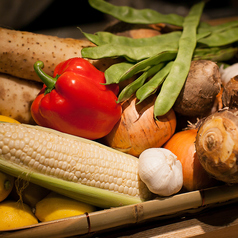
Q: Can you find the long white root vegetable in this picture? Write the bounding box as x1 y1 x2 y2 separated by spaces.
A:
0 73 42 123
0 27 119 82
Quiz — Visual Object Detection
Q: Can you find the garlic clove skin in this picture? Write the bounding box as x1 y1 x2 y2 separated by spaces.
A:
138 148 183 196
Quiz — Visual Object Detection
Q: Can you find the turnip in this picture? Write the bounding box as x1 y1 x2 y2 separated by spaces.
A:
173 60 221 117
222 75 238 109
196 109 238 183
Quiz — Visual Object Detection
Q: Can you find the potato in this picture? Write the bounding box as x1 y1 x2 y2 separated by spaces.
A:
0 27 120 82
0 73 42 124
173 60 221 117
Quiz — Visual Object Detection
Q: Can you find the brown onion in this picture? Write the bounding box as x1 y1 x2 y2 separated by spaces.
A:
102 94 176 157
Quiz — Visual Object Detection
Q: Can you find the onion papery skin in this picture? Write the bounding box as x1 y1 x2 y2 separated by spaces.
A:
195 109 238 183
164 129 218 191
102 94 176 157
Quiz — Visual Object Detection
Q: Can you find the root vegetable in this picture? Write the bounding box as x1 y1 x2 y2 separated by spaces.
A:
222 75 238 109
195 109 238 183
104 21 163 38
173 60 221 117
0 27 119 82
220 63 238 86
0 73 42 124
102 94 176 157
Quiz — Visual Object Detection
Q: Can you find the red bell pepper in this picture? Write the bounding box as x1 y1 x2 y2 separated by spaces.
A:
31 57 122 140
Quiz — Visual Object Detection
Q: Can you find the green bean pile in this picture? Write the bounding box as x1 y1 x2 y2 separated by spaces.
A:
81 0 238 117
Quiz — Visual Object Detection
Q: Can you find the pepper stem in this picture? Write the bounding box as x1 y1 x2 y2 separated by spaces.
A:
34 61 57 92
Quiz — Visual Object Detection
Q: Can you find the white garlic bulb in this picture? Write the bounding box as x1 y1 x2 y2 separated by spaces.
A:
138 148 183 196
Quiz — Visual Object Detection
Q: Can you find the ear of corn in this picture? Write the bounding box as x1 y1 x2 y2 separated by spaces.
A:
0 123 152 208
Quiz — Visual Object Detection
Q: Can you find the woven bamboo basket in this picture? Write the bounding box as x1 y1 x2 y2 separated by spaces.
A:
0 183 238 237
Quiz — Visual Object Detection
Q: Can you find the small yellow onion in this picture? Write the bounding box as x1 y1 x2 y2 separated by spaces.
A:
196 109 238 183
164 128 218 191
102 94 176 157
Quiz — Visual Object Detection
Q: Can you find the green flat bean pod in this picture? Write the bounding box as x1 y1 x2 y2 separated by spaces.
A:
82 30 182 47
204 20 238 34
79 30 104 46
196 31 211 41
88 0 184 27
197 21 212 32
193 47 238 61
81 43 178 62
136 61 174 104
118 50 177 82
154 1 204 117
81 31 181 61
104 61 135 84
104 50 176 85
196 19 238 43
81 30 211 62
117 63 164 103
198 27 238 47
82 29 210 48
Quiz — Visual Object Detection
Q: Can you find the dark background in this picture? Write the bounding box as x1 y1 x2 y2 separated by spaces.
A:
1 0 238 38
